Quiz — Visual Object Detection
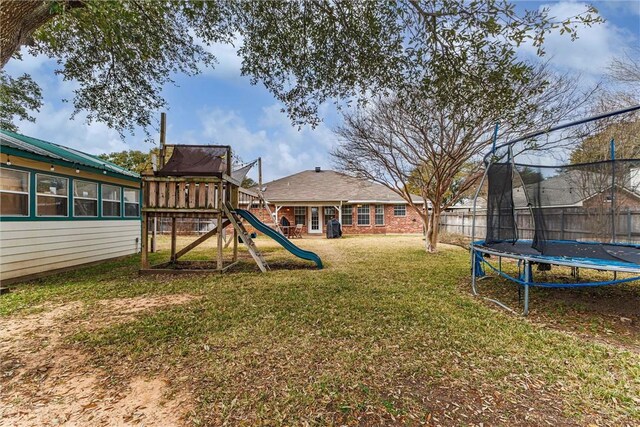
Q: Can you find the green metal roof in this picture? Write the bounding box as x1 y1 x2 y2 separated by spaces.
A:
0 129 140 181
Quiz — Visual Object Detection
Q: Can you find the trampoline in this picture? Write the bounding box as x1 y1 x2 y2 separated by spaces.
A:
470 106 640 315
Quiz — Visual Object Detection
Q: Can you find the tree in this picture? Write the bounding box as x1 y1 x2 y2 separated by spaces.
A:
0 71 42 131
570 119 640 164
98 149 154 174
569 48 640 164
332 66 592 252
241 177 257 189
608 46 640 90
1 1 601 138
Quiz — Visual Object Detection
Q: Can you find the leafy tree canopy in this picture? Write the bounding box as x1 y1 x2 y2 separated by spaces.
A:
98 149 156 174
241 177 257 189
570 119 640 164
0 71 42 131
0 1 601 139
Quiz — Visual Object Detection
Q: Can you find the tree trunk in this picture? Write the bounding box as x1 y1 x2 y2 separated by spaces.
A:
0 1 83 68
1 1 51 67
425 207 441 252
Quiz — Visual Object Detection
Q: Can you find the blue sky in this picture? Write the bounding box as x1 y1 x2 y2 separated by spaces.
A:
4 1 639 182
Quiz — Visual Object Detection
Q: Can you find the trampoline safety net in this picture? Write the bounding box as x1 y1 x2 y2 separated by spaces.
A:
483 106 640 255
486 159 640 253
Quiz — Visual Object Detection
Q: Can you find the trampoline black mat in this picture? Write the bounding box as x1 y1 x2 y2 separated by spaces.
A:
482 241 640 266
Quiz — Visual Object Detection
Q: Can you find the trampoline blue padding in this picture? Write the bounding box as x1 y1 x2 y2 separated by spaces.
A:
475 240 640 272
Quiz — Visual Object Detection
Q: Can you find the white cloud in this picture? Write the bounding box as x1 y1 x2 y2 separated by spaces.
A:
3 48 51 76
598 0 640 17
14 101 149 155
199 34 245 80
185 105 338 181
519 1 638 83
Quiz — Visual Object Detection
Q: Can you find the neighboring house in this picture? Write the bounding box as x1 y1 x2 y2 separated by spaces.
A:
0 129 142 284
512 169 640 209
243 168 426 235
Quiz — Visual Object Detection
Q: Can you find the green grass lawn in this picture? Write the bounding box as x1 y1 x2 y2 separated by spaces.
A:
1 235 639 426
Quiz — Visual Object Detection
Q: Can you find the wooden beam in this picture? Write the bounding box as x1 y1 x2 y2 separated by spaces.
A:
216 182 224 270
149 182 157 207
198 183 207 208
232 227 238 262
167 183 176 208
141 212 149 269
159 112 167 167
207 184 215 208
178 182 186 208
158 182 166 207
170 217 177 262
174 220 230 260
188 182 196 207
144 176 222 183
221 260 240 273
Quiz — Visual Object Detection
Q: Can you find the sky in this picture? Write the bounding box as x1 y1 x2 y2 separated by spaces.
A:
3 1 640 182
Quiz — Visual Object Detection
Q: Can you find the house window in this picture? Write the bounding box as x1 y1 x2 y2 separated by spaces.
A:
102 184 121 217
341 205 353 225
36 174 68 216
357 204 370 225
324 206 336 223
74 180 98 217
394 204 406 216
375 204 384 225
294 206 306 225
0 168 29 216
124 188 140 217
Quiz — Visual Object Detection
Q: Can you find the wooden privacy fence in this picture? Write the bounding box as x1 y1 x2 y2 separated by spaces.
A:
440 208 640 244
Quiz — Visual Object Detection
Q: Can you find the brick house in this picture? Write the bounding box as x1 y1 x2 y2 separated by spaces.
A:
243 168 426 235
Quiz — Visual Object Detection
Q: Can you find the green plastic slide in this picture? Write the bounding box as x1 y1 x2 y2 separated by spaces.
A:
235 209 323 269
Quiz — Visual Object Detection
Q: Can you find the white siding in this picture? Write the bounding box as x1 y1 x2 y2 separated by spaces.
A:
0 220 140 282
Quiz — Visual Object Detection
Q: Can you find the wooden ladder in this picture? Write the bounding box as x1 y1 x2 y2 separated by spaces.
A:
223 202 269 273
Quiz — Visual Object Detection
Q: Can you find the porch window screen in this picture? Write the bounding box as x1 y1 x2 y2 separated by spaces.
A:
294 206 306 225
375 204 384 225
341 205 353 225
124 188 140 217
36 174 68 216
357 204 370 225
0 168 29 216
74 180 98 217
102 184 121 217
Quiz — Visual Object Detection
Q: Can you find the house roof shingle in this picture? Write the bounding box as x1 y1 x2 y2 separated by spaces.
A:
259 169 424 204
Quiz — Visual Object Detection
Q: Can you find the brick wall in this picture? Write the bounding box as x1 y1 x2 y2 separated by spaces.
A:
246 203 424 235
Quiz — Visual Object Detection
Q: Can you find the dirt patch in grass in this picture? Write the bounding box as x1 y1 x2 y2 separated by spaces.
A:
0 294 198 426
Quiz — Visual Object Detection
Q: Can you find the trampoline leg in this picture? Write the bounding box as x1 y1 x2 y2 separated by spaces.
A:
499 257 502 273
471 249 478 295
523 260 531 316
